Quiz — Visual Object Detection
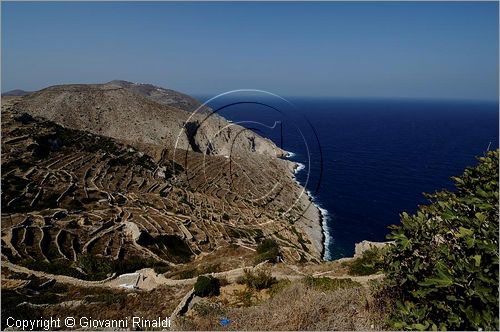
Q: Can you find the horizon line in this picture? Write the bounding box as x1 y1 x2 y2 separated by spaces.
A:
1 85 498 104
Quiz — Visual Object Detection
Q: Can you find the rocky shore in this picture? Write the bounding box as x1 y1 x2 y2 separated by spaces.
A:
285 158 326 259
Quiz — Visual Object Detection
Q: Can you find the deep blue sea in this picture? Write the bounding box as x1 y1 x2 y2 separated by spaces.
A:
200 95 499 259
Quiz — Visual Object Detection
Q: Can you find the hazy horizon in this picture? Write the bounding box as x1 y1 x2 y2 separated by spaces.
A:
2 2 499 101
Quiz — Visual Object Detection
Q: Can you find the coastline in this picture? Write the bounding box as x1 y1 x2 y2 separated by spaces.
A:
284 152 330 260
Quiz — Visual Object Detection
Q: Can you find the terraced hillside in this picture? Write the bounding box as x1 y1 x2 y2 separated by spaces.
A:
2 89 322 282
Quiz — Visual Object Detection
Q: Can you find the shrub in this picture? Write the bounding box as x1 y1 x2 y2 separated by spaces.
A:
303 276 361 292
381 150 499 330
254 239 280 264
234 287 256 307
238 268 276 290
194 275 221 297
346 247 386 276
269 279 292 297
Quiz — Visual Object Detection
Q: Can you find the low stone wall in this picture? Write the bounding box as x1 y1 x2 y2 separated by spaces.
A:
2 261 115 288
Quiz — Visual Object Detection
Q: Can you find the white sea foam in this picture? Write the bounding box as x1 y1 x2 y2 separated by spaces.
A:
294 163 305 174
317 205 333 260
305 192 333 260
290 152 333 261
284 151 296 158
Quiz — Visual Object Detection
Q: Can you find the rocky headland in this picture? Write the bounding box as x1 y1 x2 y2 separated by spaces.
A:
1 81 324 281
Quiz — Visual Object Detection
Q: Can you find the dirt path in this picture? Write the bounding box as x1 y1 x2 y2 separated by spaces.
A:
3 260 383 291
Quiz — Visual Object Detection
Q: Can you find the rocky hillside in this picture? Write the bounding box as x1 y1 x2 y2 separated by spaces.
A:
106 80 210 113
1 82 323 284
14 81 284 158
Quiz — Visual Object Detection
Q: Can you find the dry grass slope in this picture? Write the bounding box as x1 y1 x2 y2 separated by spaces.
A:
178 281 385 330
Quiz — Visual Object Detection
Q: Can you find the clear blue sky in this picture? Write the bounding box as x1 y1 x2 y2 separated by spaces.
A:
2 1 498 100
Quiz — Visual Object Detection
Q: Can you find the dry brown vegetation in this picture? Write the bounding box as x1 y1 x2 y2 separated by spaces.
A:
177 280 386 331
2 271 191 329
42 284 189 323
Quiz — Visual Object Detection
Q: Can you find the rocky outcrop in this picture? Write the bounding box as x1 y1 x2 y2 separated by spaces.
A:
354 240 393 258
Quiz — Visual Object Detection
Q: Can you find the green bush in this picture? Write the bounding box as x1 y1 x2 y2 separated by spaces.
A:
347 247 386 276
194 275 221 297
238 268 276 290
381 150 499 330
254 239 280 264
268 279 292 297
